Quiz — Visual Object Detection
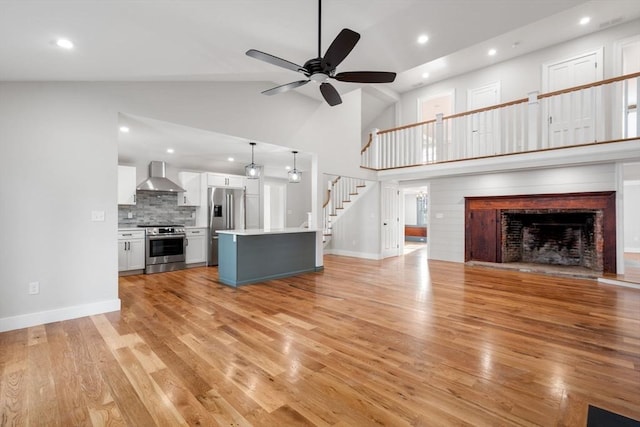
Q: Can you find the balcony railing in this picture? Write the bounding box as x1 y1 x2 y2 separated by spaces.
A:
361 72 640 170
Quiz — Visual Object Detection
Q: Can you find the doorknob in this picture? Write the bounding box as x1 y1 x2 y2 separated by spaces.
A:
383 222 388 225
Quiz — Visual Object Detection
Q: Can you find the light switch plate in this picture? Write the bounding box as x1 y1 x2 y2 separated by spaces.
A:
91 210 105 221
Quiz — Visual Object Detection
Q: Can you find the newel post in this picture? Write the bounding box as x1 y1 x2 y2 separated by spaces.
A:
370 128 380 169
527 91 539 151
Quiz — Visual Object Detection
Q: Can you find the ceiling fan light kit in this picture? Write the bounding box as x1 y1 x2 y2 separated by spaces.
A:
246 0 396 106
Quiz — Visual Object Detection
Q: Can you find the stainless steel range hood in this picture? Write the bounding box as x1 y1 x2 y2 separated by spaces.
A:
136 161 186 192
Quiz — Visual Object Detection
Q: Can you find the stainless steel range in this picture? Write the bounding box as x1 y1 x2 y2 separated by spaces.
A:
138 225 186 274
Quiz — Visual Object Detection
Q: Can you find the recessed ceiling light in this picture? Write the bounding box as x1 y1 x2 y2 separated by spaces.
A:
227 157 234 162
166 148 175 154
421 72 430 79
55 38 74 49
488 48 497 56
119 126 130 133
417 34 429 44
579 16 591 25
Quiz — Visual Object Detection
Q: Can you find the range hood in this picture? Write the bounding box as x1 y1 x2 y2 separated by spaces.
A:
136 161 186 193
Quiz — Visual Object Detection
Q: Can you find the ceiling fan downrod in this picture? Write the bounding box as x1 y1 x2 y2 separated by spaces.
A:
318 0 322 58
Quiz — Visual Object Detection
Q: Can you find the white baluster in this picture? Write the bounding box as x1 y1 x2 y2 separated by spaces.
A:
527 91 539 151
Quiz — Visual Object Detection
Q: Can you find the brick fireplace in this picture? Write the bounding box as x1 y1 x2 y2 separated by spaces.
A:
465 192 616 274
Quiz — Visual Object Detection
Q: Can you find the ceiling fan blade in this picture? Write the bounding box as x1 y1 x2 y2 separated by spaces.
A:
262 80 310 96
333 71 397 83
246 49 306 73
322 28 360 70
319 82 342 106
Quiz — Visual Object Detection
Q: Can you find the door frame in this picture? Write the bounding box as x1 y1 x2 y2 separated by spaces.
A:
381 182 401 258
541 48 604 148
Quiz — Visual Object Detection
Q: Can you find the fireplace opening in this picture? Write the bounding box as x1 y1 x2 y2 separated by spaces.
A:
501 210 603 272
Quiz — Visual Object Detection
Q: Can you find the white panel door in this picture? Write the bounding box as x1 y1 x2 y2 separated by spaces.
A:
468 82 500 157
544 50 602 147
381 183 400 258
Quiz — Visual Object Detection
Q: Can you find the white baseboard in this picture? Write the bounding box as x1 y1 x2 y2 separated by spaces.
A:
624 247 640 253
598 278 640 290
0 299 121 333
324 249 383 260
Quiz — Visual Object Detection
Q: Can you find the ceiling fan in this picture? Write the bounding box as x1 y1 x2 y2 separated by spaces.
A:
245 0 396 106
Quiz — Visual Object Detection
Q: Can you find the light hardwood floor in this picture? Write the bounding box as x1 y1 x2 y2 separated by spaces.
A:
2 247 639 426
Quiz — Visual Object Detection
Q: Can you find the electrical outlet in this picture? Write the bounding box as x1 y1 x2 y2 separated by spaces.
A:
127 212 133 219
28 281 39 295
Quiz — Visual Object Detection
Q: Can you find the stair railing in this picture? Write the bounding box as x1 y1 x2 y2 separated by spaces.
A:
361 71 640 170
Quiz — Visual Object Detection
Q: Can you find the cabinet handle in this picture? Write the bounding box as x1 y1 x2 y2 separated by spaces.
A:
122 233 132 236
133 194 136 203
184 196 186 204
186 238 189 246
192 231 200 234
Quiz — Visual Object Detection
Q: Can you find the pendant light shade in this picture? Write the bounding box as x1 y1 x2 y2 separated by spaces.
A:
288 150 301 183
245 142 262 179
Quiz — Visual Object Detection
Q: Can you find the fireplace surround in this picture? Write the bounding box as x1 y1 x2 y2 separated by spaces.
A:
465 192 615 274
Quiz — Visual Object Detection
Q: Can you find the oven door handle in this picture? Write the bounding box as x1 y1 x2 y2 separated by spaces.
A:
147 234 185 240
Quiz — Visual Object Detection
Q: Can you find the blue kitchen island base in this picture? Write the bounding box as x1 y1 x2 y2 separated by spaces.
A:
217 229 318 287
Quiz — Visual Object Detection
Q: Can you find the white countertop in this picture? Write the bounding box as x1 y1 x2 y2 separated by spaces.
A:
217 228 318 236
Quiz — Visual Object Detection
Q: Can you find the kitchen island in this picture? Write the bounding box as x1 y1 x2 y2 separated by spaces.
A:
216 228 319 287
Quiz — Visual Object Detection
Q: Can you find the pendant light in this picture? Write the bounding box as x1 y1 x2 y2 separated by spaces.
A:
288 150 301 183
245 142 262 179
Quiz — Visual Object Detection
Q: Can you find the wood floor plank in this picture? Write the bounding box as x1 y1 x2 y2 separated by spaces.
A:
2 248 639 425
46 322 92 426
0 330 28 426
82 316 158 426
26 340 61 426
67 317 126 427
113 346 188 426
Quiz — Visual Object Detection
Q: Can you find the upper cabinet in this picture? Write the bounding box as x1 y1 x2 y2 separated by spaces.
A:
118 165 137 205
208 173 245 189
177 171 202 206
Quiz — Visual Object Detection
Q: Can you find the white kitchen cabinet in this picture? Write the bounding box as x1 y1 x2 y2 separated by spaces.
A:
118 165 137 205
185 228 207 265
208 173 245 189
178 171 202 206
118 229 145 273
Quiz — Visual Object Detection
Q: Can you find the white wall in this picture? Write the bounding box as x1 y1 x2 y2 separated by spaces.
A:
0 81 361 331
391 18 640 127
286 178 312 228
624 181 640 252
404 193 417 225
326 182 381 259
426 163 617 263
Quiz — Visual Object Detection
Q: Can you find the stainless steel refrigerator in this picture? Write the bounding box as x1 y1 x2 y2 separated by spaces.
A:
208 187 244 266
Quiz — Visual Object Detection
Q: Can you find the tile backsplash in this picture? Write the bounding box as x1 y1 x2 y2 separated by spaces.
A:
118 191 196 226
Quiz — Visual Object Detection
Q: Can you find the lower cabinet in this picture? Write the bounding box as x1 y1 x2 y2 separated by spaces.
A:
185 228 207 265
118 229 145 273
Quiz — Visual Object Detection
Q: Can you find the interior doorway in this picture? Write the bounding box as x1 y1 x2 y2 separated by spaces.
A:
402 185 429 256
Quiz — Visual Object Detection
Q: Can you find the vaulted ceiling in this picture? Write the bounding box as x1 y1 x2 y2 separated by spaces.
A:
2 0 639 174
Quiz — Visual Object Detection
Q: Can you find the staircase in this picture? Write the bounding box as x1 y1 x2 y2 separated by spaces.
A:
322 176 369 245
